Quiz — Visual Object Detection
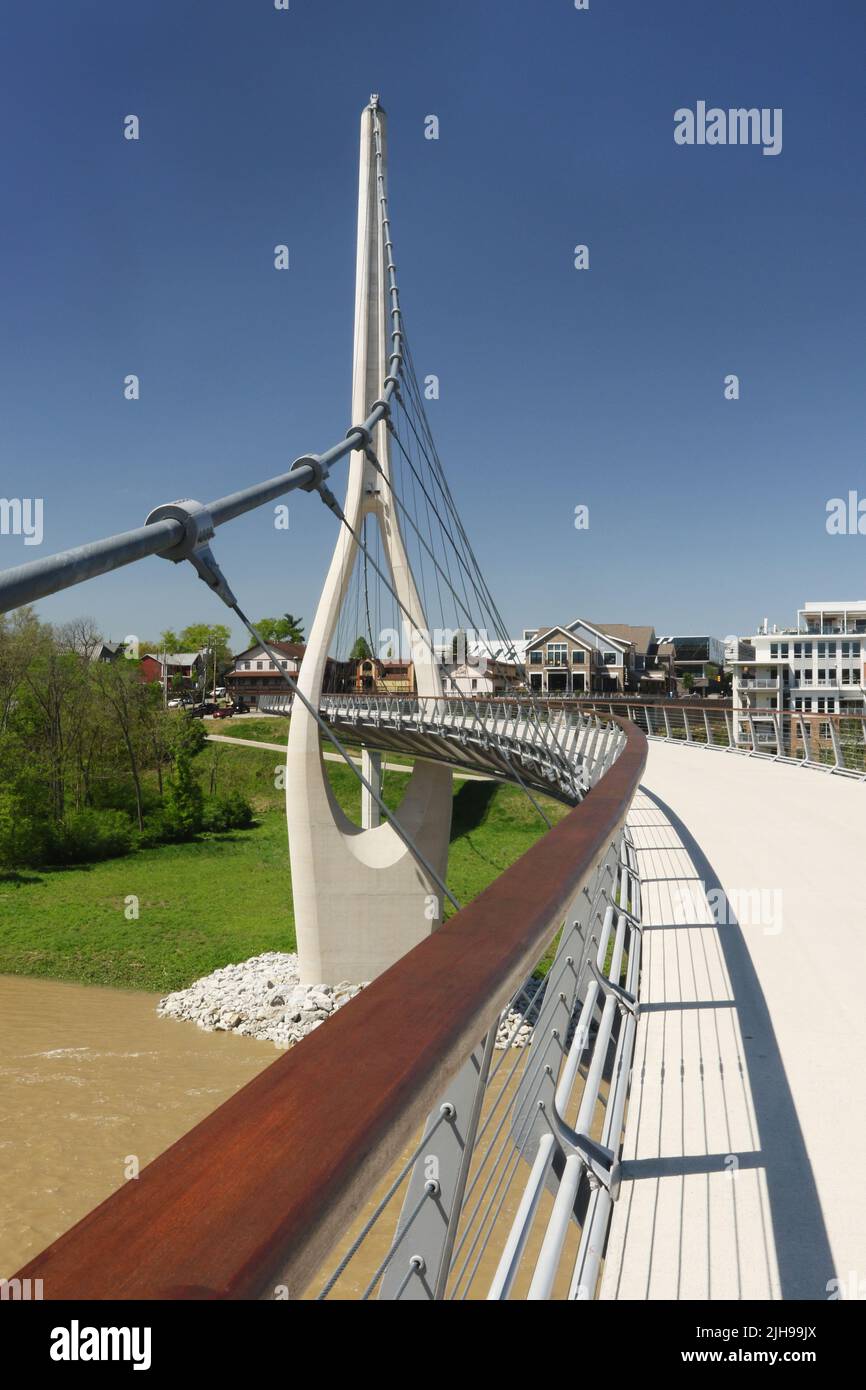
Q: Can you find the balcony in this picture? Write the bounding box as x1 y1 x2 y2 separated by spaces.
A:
799 620 866 636
737 678 779 689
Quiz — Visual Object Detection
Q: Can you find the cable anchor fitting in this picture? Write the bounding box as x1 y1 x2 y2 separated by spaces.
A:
144 499 237 607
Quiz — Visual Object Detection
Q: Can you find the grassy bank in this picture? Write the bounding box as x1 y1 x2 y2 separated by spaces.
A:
0 743 567 992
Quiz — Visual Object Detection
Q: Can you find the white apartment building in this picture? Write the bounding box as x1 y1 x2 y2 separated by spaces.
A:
731 599 866 749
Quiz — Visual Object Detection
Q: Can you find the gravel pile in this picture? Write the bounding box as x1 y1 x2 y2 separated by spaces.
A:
157 951 367 1049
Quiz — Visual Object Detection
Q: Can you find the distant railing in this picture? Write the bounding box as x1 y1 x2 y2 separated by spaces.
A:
578 699 866 778
15 714 647 1300
262 692 627 804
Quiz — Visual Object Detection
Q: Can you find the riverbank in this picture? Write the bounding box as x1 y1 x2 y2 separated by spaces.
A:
0 764 566 992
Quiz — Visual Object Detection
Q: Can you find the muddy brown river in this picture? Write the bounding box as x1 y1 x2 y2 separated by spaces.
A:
0 973 275 1278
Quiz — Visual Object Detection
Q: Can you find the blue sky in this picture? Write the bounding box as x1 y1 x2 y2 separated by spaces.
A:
1 0 864 647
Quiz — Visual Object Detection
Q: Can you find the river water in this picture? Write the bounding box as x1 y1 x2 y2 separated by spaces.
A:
0 973 275 1278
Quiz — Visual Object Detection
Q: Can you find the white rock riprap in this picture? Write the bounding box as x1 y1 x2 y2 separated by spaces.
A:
157 951 367 1049
495 977 545 1050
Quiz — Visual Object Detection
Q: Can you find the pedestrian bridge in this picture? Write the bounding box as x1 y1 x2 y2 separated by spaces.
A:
262 692 626 803
14 713 865 1300
4 95 863 1301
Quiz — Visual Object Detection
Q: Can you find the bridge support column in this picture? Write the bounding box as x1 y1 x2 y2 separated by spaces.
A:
361 748 382 829
285 98 452 987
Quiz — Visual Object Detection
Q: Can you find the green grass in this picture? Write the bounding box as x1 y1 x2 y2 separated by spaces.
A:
209 716 288 744
0 749 567 993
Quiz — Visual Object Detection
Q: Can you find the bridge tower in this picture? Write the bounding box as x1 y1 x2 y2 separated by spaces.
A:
285 98 453 986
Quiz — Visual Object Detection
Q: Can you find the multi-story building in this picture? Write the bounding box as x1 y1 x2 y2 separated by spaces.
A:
442 657 519 696
731 600 866 751
434 635 524 696
520 621 683 696
724 636 755 668
656 634 727 694
226 641 305 708
522 621 636 695
594 624 679 694
347 657 415 694
140 651 205 690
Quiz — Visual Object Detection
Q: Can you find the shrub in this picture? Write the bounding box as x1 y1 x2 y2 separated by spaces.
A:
162 753 204 840
58 808 134 863
0 792 58 868
202 792 254 833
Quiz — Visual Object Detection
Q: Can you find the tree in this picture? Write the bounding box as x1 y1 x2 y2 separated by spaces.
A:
159 630 182 655
21 623 87 822
59 616 103 662
350 636 372 660
0 607 39 734
178 624 233 697
682 672 695 692
256 614 305 644
179 623 232 656
92 660 160 831
255 618 283 644
161 713 206 838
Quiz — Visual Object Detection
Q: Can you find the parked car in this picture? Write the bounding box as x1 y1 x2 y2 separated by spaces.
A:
188 701 218 718
211 704 237 720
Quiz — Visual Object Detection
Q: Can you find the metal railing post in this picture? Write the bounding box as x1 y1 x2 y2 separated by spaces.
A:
379 1027 497 1300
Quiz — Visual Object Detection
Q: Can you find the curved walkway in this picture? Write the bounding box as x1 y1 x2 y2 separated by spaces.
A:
204 732 496 782
601 740 866 1300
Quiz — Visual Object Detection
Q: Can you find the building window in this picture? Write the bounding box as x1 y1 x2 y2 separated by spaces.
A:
572 650 585 664
256 661 264 670
546 643 567 667
770 643 778 658
471 679 477 691
529 651 542 665
603 651 617 665
794 643 802 659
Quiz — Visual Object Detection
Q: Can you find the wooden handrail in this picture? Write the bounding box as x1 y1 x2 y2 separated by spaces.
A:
15 716 647 1301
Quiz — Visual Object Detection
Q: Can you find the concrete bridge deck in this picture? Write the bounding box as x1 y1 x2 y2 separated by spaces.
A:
601 740 866 1300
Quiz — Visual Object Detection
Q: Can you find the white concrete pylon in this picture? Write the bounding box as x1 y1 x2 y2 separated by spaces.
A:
286 100 453 987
